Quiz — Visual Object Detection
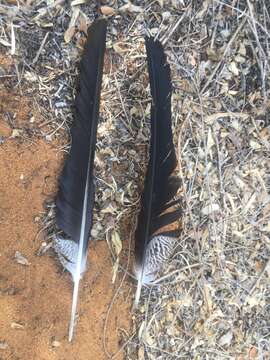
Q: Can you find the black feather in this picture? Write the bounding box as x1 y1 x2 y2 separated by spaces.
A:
134 38 181 298
54 19 107 341
56 19 106 247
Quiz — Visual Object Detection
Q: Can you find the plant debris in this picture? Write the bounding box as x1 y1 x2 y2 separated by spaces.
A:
1 0 270 359
14 251 30 266
11 322 25 330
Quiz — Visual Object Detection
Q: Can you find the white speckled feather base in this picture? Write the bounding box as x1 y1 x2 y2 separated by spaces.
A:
135 235 176 283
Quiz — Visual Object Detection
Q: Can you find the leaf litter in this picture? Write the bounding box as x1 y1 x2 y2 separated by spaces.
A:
0 0 270 359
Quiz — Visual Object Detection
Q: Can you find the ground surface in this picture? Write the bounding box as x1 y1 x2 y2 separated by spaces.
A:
0 64 131 359
1 1 270 359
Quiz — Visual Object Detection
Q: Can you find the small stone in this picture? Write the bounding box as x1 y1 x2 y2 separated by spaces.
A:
90 228 99 238
0 341 8 350
52 340 61 347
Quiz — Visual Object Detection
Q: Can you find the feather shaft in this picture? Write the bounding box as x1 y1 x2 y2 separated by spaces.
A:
68 166 90 341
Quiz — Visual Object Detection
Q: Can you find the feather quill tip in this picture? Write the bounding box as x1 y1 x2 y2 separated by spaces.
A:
68 276 81 342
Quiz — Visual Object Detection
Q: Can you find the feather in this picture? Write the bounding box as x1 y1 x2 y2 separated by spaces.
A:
53 18 107 341
134 37 181 305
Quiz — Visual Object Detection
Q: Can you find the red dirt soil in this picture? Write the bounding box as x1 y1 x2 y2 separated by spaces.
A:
0 58 131 360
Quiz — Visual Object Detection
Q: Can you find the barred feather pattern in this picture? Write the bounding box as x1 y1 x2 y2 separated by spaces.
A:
134 235 177 283
54 236 80 281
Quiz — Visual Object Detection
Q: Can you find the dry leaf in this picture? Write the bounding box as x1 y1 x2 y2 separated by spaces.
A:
201 203 220 215
138 321 145 340
233 175 245 189
71 0 85 5
100 6 116 16
249 347 258 359
112 258 119 284
246 295 261 307
229 61 239 76
231 119 241 131
64 26 76 43
138 346 145 360
219 330 233 347
238 42 246 56
206 47 220 61
111 231 122 283
11 322 24 329
0 39 11 47
235 54 245 63
203 283 213 312
244 193 256 213
10 23 15 55
250 139 261 150
119 2 143 13
113 42 127 56
78 14 88 34
111 231 122 256
11 129 23 138
101 204 116 214
228 90 238 95
143 329 155 347
64 7 80 43
15 251 30 266
196 0 210 18
206 128 215 151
